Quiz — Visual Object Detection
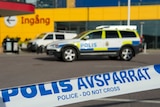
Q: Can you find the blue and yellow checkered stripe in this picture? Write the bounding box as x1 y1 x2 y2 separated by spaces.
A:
122 40 140 46
80 47 120 51
58 40 140 51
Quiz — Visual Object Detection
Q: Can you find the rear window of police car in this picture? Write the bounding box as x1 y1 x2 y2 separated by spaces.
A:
105 31 119 38
55 34 65 39
120 31 137 38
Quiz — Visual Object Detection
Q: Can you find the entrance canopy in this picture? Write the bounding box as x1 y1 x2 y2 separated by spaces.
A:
0 1 35 17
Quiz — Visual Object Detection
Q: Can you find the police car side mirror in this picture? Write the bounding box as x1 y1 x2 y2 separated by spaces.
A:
82 36 89 40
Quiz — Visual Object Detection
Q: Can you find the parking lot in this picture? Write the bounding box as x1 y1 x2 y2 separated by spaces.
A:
0 50 160 107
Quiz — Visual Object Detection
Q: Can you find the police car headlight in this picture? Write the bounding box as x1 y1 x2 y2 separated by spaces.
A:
32 42 36 45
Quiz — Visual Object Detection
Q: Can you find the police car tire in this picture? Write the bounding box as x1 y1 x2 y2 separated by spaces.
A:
120 47 133 61
62 47 77 62
40 45 45 53
36 46 44 53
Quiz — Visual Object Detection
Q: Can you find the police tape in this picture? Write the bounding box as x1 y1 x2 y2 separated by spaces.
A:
0 64 160 107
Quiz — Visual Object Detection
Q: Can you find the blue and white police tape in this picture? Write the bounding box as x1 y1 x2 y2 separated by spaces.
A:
0 64 160 107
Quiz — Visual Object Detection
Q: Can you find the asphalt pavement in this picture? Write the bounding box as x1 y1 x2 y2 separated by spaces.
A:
0 48 160 107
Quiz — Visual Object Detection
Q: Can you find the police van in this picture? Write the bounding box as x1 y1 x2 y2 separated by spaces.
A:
27 31 77 52
46 25 143 62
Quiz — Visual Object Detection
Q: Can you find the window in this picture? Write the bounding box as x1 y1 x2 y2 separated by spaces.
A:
120 31 136 38
55 22 85 34
44 34 53 40
87 31 102 39
105 31 119 38
55 34 65 39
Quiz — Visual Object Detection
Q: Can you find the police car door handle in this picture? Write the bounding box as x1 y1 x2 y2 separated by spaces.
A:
106 42 109 46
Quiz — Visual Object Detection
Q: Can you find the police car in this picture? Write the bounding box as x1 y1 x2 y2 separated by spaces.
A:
27 32 77 52
46 25 143 62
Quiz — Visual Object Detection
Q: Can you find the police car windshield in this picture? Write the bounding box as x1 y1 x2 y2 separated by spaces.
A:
73 31 89 39
36 33 46 39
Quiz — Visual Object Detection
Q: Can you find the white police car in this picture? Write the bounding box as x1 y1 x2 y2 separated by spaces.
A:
46 25 143 62
27 32 77 52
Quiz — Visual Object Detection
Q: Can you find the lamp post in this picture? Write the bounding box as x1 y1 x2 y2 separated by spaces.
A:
118 0 121 6
140 22 144 38
127 0 131 26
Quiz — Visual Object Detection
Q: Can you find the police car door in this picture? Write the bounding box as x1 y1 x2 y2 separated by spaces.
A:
79 30 104 54
43 33 54 46
105 30 121 53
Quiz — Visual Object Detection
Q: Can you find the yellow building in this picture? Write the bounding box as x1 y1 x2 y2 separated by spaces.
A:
0 5 160 48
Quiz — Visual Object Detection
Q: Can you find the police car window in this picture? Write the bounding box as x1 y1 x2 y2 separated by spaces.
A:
44 34 53 40
87 31 102 39
105 31 119 38
120 31 136 38
55 34 65 39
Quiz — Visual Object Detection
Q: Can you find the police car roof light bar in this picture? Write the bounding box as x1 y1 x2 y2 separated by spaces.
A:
96 25 137 30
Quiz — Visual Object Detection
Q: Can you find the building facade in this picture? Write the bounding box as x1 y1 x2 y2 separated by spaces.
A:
0 0 160 48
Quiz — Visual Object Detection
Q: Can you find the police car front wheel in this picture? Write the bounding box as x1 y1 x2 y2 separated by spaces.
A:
62 47 77 62
120 47 133 61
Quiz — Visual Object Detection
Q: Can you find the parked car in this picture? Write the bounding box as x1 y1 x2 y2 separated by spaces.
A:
46 25 143 62
27 32 77 52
